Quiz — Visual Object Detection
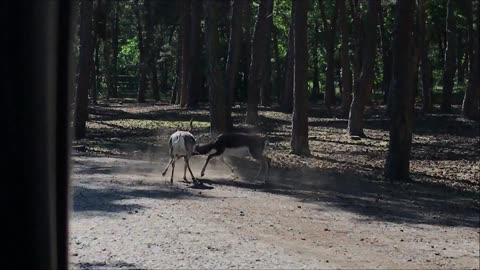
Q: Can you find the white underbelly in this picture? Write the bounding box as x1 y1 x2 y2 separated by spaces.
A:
221 146 251 158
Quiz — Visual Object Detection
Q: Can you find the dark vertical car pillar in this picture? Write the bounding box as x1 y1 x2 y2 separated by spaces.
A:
1 1 73 269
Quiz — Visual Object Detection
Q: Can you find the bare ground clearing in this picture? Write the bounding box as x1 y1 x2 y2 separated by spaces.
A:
70 101 479 269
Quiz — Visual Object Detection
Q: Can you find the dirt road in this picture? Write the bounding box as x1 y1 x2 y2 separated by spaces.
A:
69 151 479 269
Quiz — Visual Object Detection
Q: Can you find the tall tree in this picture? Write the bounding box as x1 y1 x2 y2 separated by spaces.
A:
462 0 479 120
260 5 274 107
172 5 183 105
350 0 362 84
311 20 321 102
204 0 227 134
441 0 457 113
240 1 253 101
90 0 101 104
385 0 416 181
135 0 147 103
91 32 99 105
347 0 379 137
225 0 246 128
340 0 352 116
291 0 310 156
319 0 340 108
457 31 466 85
246 0 274 125
187 0 202 107
103 0 113 100
272 26 283 103
111 0 119 98
75 0 95 139
280 6 295 113
179 0 191 107
379 3 393 105
418 0 433 112
144 0 160 101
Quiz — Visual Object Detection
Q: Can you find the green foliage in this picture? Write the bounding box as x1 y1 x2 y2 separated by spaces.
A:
273 0 291 58
118 37 139 74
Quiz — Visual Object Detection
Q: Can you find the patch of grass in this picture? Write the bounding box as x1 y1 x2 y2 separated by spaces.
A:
99 119 210 130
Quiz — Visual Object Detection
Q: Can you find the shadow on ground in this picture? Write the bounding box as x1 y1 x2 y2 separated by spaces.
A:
198 156 479 229
73 103 479 228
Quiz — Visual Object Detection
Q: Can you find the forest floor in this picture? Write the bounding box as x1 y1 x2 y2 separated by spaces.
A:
70 100 479 269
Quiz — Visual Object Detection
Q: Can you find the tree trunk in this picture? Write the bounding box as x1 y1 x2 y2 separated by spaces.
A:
385 0 416 181
75 0 95 139
418 0 433 112
261 41 273 107
90 0 101 104
280 6 295 113
161 62 169 95
462 0 480 120
273 26 283 103
379 3 392 105
173 23 182 104
205 0 227 134
135 0 147 103
91 35 99 104
350 0 362 85
311 19 321 102
187 0 202 107
179 0 191 107
225 0 245 129
143 0 159 101
457 31 466 85
347 0 379 137
319 0 339 108
290 0 310 156
260 5 274 107
246 0 274 125
111 0 119 98
240 1 253 102
441 0 457 113
103 0 113 100
340 0 352 117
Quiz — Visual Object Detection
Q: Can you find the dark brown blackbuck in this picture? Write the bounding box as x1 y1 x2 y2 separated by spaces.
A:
193 133 271 182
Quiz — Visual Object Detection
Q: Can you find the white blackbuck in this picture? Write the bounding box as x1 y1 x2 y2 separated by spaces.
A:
161 120 200 185
193 133 271 182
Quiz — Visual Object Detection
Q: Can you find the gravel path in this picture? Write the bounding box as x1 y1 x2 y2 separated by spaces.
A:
69 152 479 269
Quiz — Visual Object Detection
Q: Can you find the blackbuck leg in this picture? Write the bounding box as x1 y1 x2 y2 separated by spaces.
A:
263 156 271 182
201 150 223 177
185 158 199 184
221 157 235 173
183 157 188 182
254 162 264 179
250 148 270 182
162 158 174 176
170 159 176 184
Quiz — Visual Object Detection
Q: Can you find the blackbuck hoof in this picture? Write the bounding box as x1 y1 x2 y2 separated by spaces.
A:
161 172 166 176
